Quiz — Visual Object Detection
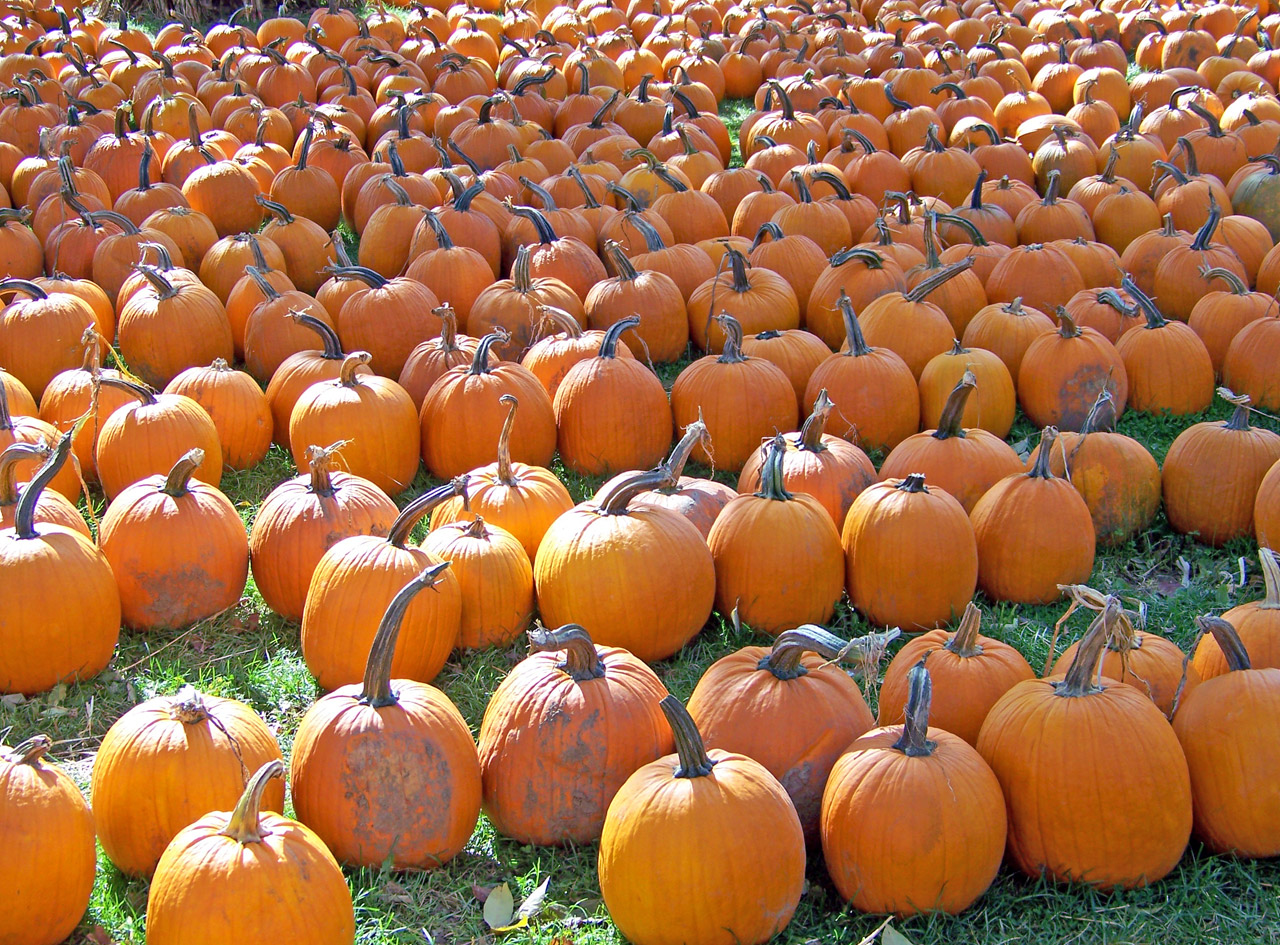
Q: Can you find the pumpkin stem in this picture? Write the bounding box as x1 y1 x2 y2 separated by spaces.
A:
660 694 716 779
359 563 452 707
288 310 346 360
1028 426 1059 480
535 305 584 341
905 257 972 303
944 601 984 658
1054 305 1083 338
219 760 286 845
1219 386 1254 430
603 240 639 282
1080 388 1118 434
528 623 606 681
798 390 833 452
1195 615 1251 672
0 440 49 506
495 394 519 485
1189 191 1222 251
1258 547 1280 610
386 479 461 548
1201 265 1249 295
470 330 510 374
658 417 708 488
896 472 929 494
167 685 211 724
596 467 670 514
598 315 639 358
755 434 793 501
890 657 937 757
7 734 53 765
933 369 976 440
11 432 72 541
836 291 872 357
1120 272 1167 329
1055 596 1122 697
337 351 372 386
762 624 855 679
306 442 346 497
160 448 204 497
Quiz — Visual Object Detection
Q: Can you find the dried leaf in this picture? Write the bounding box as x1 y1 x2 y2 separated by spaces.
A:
882 924 915 945
85 925 116 945
472 884 493 904
517 877 550 920
483 883 515 929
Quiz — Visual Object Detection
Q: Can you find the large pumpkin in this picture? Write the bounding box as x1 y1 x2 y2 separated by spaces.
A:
976 598 1193 890
821 659 1007 916
598 695 805 945
0 735 96 945
90 686 284 877
291 566 481 869
477 624 673 846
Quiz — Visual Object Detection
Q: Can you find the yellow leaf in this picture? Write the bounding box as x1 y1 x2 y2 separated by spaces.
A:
483 883 515 930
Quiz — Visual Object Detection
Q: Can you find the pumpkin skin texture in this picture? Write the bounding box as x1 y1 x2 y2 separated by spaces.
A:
598 697 805 945
477 625 674 846
878 603 1035 747
0 736 96 945
290 567 481 870
535 469 715 663
90 686 285 877
0 434 120 696
98 449 249 631
821 660 1007 916
1192 548 1280 679
707 435 845 636
844 473 979 631
146 762 355 945
1018 309 1128 432
687 625 876 839
1173 617 1280 858
1163 399 1280 547
976 599 1193 891
970 427 1097 605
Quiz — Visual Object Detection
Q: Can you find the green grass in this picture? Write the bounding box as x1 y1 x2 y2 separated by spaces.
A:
7 99 1280 945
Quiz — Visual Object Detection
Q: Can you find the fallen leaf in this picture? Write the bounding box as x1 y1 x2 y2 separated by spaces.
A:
84 925 115 945
517 876 550 920
472 884 493 904
483 882 515 929
882 924 915 945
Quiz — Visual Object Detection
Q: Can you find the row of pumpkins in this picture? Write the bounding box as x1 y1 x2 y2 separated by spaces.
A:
7 569 1280 945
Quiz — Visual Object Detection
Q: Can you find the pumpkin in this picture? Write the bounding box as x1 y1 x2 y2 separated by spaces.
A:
1174 616 1280 858
879 371 1024 514
146 761 355 945
1017 307 1129 432
1025 389 1161 547
976 597 1193 890
843 473 979 631
821 658 1007 916
0 277 101 400
288 351 421 497
707 434 844 635
554 316 674 476
1193 548 1280 679
0 735 96 945
534 467 715 663
420 330 557 480
1163 390 1280 546
91 685 284 877
329 265 443 380
0 382 80 503
585 240 688 363
0 441 87 537
858 258 974 381
1112 273 1214 415
301 481 463 690
238 268 337 385
670 314 798 473
803 293 919 454
521 305 624 400
984 241 1086 317
478 623 674 845
290 565 481 869
1260 470 1280 553
598 695 805 945
686 247 800 354
99 448 248 630
164 358 272 470
116 263 234 389
1188 267 1274 379
0 434 119 695
687 624 877 838
1223 309 1280 411
961 296 1055 382
970 427 1097 605
263 312 370 452
917 339 1015 438
878 602 1035 746
805 247 908 350
1151 194 1248 323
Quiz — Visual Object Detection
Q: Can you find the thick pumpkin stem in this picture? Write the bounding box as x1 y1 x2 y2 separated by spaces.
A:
755 434 793 501
944 601 984 658
288 310 346 360
660 694 716 779
1028 427 1059 480
714 313 748 363
599 315 639 358
1197 615 1251 672
167 685 211 724
386 480 461 548
658 418 708 489
471 330 510 374
12 432 72 541
528 623 605 681
725 248 751 295
1120 273 1167 329
1190 192 1222 251
933 369 976 440
890 657 937 757
161 448 204 497
220 760 286 845
337 351 372 386
597 467 670 514
306 443 347 497
536 305 584 341
897 472 929 494
1054 305 1083 339
1080 388 1118 434
798 390 833 452
7 733 53 765
1220 387 1254 431
1202 266 1249 295
360 563 452 707
495 394 519 485
1259 548 1280 610
1056 597 1122 697
0 439 48 505
761 624 852 679
905 257 972 303
604 241 639 283
836 292 872 357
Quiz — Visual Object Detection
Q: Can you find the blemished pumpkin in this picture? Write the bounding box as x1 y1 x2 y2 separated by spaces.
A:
0 735 96 945
877 602 1035 747
977 597 1193 890
90 686 285 877
145 761 356 945
1174 616 1280 858
970 426 1097 605
687 624 877 838
98 448 249 631
598 695 806 945
843 473 979 631
821 658 1007 916
1192 548 1280 679
707 434 844 635
535 467 716 663
1018 307 1129 432
290 565 481 870
477 624 674 846
0 433 119 696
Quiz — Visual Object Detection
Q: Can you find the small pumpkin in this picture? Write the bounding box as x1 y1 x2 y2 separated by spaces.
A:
1017 306 1129 431
164 358 272 470
1193 548 1280 679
